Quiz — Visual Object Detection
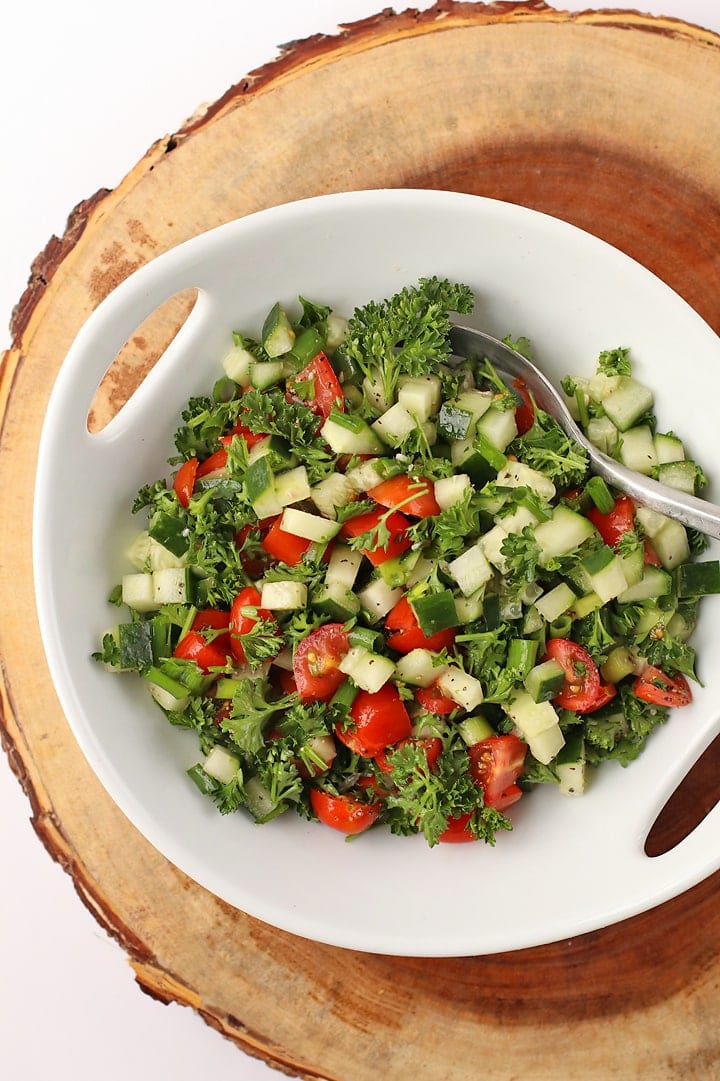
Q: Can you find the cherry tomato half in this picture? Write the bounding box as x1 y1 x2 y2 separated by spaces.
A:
196 447 229 478
310 788 380 835
336 683 412 757
293 623 350 702
633 666 692 708
385 596 457 654
173 609 232 672
468 734 527 811
367 475 441 518
286 352 345 421
414 682 457 715
543 638 606 713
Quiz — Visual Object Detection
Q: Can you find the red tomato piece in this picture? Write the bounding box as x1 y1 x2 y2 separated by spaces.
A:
367 475 441 518
286 352 345 420
468 735 527 811
336 684 412 757
583 680 617 713
196 447 229 478
633 666 692 707
374 736 443 774
229 586 275 665
414 682 457 715
309 788 380 835
261 516 312 565
587 495 635 548
643 538 663 567
340 508 412 566
276 667 298 696
173 457 198 507
173 630 231 672
235 523 267 577
512 376 535 435
293 623 350 702
543 638 604 713
384 596 457 654
438 812 477 844
221 419 268 449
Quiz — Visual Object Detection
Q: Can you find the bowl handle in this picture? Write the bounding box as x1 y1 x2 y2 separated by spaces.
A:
46 244 217 446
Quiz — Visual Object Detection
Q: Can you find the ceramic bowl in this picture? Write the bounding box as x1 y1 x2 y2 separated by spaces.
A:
33 189 720 956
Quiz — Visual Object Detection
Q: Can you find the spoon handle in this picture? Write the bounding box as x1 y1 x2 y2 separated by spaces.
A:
586 450 720 541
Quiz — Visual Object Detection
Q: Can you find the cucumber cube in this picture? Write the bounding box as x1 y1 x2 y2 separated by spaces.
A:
338 646 395 693
122 572 157 613
279 508 341 543
495 460 556 502
357 577 403 621
434 473 472 510
447 543 494 596
397 375 442 421
437 667 484 711
275 466 311 507
203 746 241 785
394 648 448 687
618 425 658 475
260 581 308 610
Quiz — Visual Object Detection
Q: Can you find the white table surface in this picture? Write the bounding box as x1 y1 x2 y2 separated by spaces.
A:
1 2 718 1078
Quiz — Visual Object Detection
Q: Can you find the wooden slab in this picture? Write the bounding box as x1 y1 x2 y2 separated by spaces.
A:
4 3 720 1077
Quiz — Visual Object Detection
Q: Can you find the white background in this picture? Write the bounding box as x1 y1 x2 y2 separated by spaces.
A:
1 2 718 1078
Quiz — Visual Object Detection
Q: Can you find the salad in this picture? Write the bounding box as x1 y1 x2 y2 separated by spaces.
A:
95 277 720 846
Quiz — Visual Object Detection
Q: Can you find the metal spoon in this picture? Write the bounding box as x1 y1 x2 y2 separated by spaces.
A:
449 324 720 541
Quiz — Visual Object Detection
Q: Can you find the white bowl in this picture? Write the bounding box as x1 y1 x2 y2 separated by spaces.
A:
33 189 720 956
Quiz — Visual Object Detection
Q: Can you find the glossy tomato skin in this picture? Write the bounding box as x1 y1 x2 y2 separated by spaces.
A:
173 457 198 507
414 683 457 715
340 508 412 566
286 352 344 420
261 516 312 565
385 596 457 654
336 684 412 757
229 586 275 664
310 788 380 834
367 475 441 518
587 495 635 548
173 609 233 671
543 638 605 713
468 735 527 811
633 665 692 707
293 623 349 702
196 447 229 478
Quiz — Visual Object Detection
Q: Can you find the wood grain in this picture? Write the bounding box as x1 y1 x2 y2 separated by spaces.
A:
3 4 720 1078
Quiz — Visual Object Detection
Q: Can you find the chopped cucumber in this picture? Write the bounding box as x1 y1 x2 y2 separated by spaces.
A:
260 580 307 610
325 543 363 590
261 302 296 357
222 340 255 386
653 432 685 463
203 746 241 785
437 667 484 711
656 460 699 495
434 473 472 510
586 415 619 455
274 466 311 507
618 425 658 475
602 376 654 431
279 508 341 543
397 375 442 421
250 359 287 390
394 648 448 687
321 411 386 455
476 403 518 451
310 471 358 519
617 565 672 604
495 460 556 502
447 543 494 596
524 659 565 703
534 505 597 563
312 583 361 622
357 577 403 621
534 582 577 623
651 519 690 570
338 646 395 693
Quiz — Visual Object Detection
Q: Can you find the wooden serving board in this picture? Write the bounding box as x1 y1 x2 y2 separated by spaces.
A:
4 3 720 1077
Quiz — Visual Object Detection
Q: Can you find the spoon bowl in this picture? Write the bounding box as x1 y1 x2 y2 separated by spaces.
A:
450 324 720 540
